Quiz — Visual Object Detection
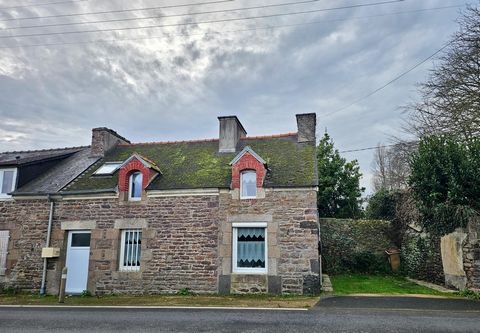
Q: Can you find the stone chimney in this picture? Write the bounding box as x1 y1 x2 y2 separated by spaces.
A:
296 113 316 143
218 116 247 153
90 127 130 157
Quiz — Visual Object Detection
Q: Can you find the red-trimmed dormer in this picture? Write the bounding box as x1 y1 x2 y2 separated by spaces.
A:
117 153 161 201
230 146 267 199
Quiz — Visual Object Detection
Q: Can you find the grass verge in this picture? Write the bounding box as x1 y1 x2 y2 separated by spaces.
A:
0 293 319 308
330 274 457 297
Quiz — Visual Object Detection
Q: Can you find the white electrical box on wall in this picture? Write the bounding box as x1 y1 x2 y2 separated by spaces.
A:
41 247 60 258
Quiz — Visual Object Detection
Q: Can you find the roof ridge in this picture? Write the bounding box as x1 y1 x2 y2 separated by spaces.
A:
119 138 219 146
118 133 297 147
241 132 297 140
0 145 90 155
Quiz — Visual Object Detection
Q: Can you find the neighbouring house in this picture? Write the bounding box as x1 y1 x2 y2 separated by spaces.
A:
0 114 320 295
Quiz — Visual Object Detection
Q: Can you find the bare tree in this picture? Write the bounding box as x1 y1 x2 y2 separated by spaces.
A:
405 5 480 140
372 141 416 191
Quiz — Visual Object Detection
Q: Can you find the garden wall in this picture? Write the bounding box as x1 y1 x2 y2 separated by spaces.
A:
320 218 392 274
401 230 444 285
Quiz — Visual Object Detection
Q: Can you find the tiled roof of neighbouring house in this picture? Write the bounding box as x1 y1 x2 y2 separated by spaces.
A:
0 146 87 166
64 134 318 192
14 148 100 194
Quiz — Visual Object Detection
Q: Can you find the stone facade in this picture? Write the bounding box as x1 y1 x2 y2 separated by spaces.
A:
0 187 320 295
218 188 320 294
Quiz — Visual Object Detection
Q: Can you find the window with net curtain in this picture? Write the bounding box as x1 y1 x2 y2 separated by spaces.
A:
129 171 143 201
233 226 266 273
240 170 256 199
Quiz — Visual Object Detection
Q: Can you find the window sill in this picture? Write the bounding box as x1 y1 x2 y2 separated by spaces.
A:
232 270 267 275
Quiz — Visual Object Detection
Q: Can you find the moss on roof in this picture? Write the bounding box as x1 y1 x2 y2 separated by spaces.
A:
64 135 317 192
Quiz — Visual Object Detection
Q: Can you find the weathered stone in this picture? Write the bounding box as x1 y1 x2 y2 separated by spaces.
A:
267 276 282 295
218 275 231 295
303 274 320 294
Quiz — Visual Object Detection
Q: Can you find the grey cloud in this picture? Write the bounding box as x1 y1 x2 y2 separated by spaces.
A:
0 0 467 193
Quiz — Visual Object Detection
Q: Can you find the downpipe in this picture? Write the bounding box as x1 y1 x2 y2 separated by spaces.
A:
40 196 54 295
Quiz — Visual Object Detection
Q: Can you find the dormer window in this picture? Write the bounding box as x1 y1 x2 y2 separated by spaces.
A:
128 172 143 201
0 168 16 199
240 170 256 199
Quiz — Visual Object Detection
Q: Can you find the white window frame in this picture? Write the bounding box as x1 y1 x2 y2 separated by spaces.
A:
232 222 268 274
0 168 17 200
240 170 257 199
119 229 142 272
128 172 143 201
93 162 122 175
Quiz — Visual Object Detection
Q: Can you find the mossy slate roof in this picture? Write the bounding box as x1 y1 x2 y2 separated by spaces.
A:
65 134 317 192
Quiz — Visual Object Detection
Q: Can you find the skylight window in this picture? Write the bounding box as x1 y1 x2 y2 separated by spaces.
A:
94 162 122 175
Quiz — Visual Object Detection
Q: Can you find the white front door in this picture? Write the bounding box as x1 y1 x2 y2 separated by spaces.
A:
65 231 91 294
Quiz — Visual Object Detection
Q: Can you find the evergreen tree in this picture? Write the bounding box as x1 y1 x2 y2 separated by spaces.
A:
317 132 364 218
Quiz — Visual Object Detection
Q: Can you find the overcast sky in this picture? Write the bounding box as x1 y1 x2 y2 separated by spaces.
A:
0 0 470 193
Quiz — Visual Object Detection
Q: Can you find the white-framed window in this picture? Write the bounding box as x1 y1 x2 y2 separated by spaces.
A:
0 230 9 276
120 229 142 272
93 162 122 175
128 172 143 201
240 170 256 199
0 168 17 199
232 223 267 274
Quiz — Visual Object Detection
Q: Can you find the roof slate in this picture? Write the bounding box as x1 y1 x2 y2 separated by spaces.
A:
64 134 317 192
0 146 86 166
14 148 99 194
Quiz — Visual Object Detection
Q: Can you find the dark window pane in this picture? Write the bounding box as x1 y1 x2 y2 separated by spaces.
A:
71 233 91 247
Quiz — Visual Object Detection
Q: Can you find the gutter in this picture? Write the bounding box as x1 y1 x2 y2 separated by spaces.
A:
39 195 54 295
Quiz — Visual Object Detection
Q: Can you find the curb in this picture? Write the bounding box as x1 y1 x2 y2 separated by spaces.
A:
0 304 308 311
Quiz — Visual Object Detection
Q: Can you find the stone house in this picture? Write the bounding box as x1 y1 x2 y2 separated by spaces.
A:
0 114 320 295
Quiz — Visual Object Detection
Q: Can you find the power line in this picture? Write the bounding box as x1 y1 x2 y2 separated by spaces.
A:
0 4 461 49
0 0 87 10
339 141 418 153
339 143 399 153
323 41 453 118
0 0 404 40
1 0 326 31
0 0 235 22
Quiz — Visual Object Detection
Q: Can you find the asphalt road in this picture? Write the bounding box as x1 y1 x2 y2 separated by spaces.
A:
0 297 479 333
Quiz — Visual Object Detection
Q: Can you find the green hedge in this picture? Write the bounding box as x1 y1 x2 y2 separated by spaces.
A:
320 218 392 274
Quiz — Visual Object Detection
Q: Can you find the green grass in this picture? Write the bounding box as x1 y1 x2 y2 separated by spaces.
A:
331 274 454 296
0 293 320 308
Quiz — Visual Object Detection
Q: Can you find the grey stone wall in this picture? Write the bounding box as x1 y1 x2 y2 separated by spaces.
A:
218 188 320 294
1 196 219 295
1 188 319 295
0 200 53 292
463 219 480 290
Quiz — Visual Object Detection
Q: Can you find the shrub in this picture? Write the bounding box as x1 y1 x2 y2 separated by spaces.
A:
177 288 191 296
80 290 92 298
1 286 17 296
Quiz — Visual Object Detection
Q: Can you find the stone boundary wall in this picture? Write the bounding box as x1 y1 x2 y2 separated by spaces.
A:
463 219 480 290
